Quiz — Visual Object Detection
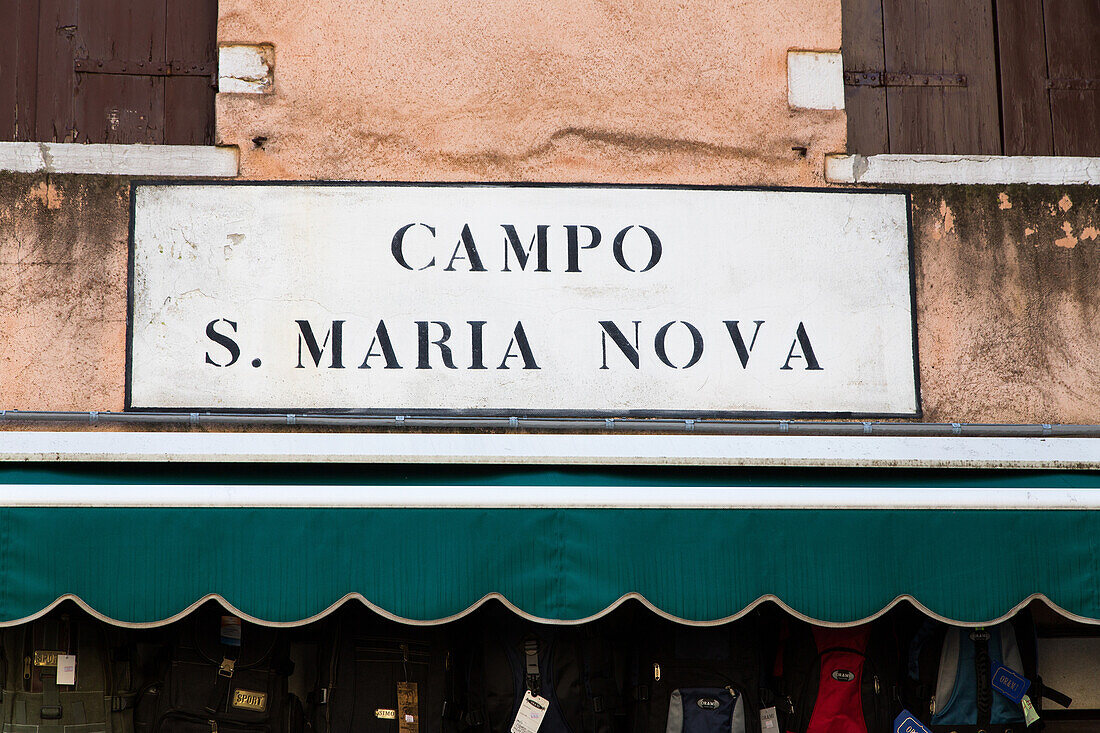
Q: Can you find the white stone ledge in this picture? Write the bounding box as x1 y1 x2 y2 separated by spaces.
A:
0 431 1098 470
0 142 239 177
826 153 1100 185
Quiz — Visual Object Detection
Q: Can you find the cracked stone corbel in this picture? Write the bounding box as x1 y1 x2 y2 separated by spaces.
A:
218 44 275 94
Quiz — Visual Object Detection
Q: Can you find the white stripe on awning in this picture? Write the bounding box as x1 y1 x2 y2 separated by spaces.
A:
0 483 1098 509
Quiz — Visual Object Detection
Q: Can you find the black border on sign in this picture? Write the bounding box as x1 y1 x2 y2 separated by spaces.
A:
124 181 922 419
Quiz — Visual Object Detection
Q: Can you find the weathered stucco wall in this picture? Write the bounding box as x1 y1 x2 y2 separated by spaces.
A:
215 0 844 184
0 174 128 411
913 186 1100 423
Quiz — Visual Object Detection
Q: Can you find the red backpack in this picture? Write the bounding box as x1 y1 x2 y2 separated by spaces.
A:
773 622 901 733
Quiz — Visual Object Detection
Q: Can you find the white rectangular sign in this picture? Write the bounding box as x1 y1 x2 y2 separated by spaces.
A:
128 183 918 416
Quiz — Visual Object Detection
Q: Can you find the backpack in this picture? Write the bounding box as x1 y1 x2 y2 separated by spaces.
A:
460 610 624 733
630 618 763 733
773 621 901 733
134 610 303 733
0 612 137 733
310 609 458 733
905 613 1071 733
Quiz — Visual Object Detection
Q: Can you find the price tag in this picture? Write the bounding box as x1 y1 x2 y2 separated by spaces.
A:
1022 695 1040 727
398 681 419 733
990 664 1031 704
759 706 778 732
894 710 932 733
56 654 76 686
511 691 549 733
220 615 242 647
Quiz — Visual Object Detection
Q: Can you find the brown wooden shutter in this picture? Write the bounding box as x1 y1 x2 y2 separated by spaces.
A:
996 0 1053 155
845 0 1100 155
842 0 889 154
0 0 216 145
1043 0 1100 156
845 0 1002 154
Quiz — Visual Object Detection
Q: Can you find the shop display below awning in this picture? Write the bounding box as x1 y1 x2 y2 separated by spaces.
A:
0 465 1098 627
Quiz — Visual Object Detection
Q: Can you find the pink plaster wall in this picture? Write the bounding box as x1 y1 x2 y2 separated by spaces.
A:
215 0 844 183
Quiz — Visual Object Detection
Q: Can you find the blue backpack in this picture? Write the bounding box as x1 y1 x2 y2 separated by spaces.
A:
906 615 1070 732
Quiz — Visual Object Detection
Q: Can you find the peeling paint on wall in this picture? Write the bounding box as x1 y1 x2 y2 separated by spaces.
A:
1055 221 1079 249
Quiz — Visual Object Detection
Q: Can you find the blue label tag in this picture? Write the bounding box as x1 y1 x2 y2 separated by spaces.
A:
894 711 932 733
991 664 1031 704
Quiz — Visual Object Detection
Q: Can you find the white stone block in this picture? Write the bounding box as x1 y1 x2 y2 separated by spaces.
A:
787 51 844 110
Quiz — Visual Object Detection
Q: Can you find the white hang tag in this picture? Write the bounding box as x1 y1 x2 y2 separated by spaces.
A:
759 707 778 732
56 654 76 686
510 691 549 733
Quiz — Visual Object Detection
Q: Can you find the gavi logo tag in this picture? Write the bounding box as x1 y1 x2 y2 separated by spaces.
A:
894 710 932 733
990 664 1031 704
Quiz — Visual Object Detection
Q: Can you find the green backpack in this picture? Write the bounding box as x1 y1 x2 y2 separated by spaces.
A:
1 613 136 733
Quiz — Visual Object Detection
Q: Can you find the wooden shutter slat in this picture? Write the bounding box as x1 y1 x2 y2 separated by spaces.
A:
881 0 1001 154
997 0 1054 155
1 0 41 141
164 0 216 145
1044 0 1100 156
34 0 79 142
842 0 889 154
0 0 21 140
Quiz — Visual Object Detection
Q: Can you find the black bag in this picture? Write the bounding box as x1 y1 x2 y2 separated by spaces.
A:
905 611 1071 733
311 608 457 733
1 612 138 733
772 620 902 733
134 610 302 733
460 610 624 733
629 617 763 733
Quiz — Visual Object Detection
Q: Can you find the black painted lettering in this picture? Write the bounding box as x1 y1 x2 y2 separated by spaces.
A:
612 225 662 272
469 320 487 370
654 321 703 368
497 322 540 369
205 319 240 367
358 320 402 369
598 320 641 369
565 225 601 272
444 224 487 272
723 320 765 368
502 225 550 272
296 320 344 369
780 322 823 370
416 321 457 369
391 223 437 270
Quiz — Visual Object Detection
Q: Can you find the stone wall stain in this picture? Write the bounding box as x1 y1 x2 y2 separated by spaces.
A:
913 185 1100 423
0 174 129 411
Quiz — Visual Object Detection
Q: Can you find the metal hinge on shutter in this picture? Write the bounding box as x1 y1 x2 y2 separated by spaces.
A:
74 58 216 85
844 71 967 87
1046 78 1099 91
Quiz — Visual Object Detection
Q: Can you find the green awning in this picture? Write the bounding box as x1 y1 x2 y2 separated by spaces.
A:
0 465 1098 626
